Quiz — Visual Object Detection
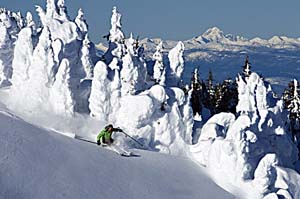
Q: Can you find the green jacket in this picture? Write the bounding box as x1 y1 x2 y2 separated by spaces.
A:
97 129 112 142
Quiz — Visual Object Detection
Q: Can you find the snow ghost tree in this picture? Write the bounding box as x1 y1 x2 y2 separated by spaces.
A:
167 41 185 87
25 12 36 34
89 61 110 121
190 67 298 197
153 41 165 85
125 33 136 56
8 1 95 114
10 27 34 91
120 50 147 95
109 6 123 42
120 53 140 95
27 27 56 106
57 0 69 22
50 58 74 115
0 8 21 40
103 6 126 64
0 26 13 87
109 69 121 122
46 0 57 18
75 8 88 36
81 34 94 79
120 33 147 96
182 89 194 144
0 9 22 87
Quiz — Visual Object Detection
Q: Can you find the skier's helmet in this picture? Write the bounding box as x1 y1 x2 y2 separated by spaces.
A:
105 124 113 130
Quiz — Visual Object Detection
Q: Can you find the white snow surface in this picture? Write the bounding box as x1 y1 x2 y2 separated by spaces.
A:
0 102 234 199
0 2 299 199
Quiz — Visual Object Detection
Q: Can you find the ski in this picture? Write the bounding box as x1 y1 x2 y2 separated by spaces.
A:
74 135 139 157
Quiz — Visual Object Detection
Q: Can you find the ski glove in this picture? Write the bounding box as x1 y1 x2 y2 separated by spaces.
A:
116 128 123 132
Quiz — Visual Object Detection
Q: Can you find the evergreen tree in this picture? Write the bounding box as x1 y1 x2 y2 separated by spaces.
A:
204 70 216 113
153 41 165 85
190 68 202 116
214 78 238 114
207 69 214 91
283 79 300 140
242 55 251 77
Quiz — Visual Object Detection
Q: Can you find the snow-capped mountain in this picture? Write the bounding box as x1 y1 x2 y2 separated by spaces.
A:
137 27 300 50
128 27 300 94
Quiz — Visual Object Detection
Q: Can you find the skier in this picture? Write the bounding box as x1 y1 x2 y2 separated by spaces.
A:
97 124 123 145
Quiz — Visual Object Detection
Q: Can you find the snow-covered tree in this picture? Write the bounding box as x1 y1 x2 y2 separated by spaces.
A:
11 27 34 89
120 49 147 96
125 33 136 56
0 9 22 87
283 79 300 140
89 61 110 121
190 68 202 116
109 68 121 122
206 69 214 92
81 34 94 79
120 53 139 95
109 6 124 43
103 6 126 64
35 5 47 27
50 58 74 115
46 0 58 18
0 26 13 87
75 8 88 35
242 55 251 77
0 8 21 39
27 27 56 102
182 90 194 144
57 0 69 22
153 41 165 85
12 11 24 30
214 78 238 114
25 12 36 34
167 41 184 87
289 80 300 118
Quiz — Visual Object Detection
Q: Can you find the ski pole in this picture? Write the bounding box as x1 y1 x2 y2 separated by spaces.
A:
119 131 144 147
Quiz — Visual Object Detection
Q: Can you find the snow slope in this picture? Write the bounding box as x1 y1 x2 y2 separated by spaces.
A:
0 103 234 199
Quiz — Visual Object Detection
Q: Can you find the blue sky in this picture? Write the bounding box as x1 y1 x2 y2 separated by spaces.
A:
1 0 300 43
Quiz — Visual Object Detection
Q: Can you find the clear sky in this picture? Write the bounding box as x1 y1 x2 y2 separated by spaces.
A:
1 0 300 43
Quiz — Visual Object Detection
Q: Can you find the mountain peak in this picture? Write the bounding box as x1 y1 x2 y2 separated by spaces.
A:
203 27 223 36
202 27 225 41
